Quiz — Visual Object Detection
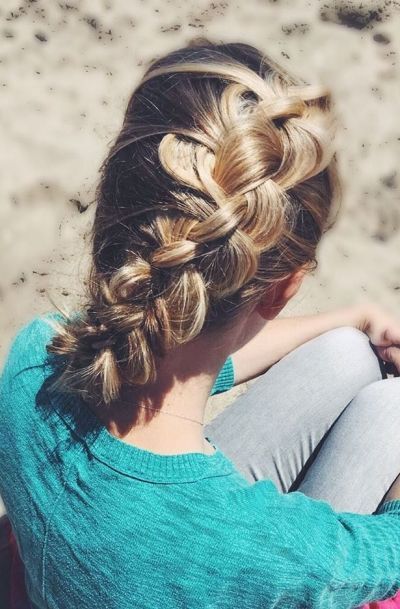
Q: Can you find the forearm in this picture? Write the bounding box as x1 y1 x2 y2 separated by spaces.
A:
231 305 365 385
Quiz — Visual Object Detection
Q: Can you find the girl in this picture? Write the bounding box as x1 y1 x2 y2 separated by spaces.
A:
1 38 400 609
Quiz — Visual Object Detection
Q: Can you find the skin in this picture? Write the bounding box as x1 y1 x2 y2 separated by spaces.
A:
384 474 400 503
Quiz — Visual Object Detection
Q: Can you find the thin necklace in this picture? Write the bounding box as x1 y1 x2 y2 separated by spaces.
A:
139 404 211 455
139 403 204 425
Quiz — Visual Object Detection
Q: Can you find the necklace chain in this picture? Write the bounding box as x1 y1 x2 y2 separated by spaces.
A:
139 404 210 454
139 403 204 425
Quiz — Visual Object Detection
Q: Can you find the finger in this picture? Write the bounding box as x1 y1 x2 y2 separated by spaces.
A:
368 326 391 347
370 326 400 348
385 327 400 347
376 346 400 375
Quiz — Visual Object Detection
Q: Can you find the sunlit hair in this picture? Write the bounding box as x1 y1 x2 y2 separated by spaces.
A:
45 37 341 409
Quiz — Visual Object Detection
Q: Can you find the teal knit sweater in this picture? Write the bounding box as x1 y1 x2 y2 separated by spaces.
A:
1 312 400 609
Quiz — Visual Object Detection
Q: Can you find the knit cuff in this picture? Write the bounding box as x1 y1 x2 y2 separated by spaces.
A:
375 499 400 516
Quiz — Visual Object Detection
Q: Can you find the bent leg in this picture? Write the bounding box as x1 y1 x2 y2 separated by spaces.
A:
204 327 383 493
295 377 400 514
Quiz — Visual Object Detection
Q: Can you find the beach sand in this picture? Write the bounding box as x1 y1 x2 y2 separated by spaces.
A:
1 0 399 515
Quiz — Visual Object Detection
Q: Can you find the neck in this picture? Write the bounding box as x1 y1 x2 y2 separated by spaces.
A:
90 307 260 456
92 333 234 455
104 373 215 455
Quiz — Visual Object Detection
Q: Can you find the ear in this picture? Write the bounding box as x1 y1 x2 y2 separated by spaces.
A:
254 267 307 320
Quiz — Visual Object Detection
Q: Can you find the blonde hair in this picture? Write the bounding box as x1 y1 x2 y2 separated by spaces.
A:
45 38 340 409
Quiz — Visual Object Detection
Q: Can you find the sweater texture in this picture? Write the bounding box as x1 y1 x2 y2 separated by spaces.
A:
1 312 400 609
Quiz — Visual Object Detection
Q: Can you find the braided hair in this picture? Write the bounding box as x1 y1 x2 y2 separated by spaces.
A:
45 38 340 408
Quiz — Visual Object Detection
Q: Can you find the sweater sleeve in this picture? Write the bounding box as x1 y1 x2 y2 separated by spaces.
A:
271 488 400 609
209 355 235 396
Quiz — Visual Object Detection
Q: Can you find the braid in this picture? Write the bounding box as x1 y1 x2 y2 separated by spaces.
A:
46 39 339 409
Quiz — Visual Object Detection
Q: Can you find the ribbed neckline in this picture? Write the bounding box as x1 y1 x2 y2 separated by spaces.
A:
48 390 236 484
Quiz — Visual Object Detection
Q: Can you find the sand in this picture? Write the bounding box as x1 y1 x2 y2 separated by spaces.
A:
1 0 400 515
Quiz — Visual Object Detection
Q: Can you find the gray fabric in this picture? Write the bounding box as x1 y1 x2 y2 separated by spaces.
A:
205 326 400 515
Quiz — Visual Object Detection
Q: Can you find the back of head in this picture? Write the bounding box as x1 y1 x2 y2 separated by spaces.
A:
46 37 340 408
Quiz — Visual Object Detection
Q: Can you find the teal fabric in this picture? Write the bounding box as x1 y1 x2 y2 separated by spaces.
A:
1 312 400 609
210 352 235 395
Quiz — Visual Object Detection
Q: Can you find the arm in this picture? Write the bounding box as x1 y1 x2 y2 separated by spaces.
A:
230 305 365 386
263 485 400 608
314 498 400 608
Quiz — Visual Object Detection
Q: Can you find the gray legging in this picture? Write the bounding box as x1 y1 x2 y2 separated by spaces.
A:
204 326 400 515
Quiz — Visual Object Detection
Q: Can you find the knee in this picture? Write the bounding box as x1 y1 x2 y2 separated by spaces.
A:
346 378 400 443
355 377 400 408
312 326 383 388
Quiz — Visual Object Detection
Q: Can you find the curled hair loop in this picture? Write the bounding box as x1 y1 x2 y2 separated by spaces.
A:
150 239 204 268
257 95 307 122
108 257 153 302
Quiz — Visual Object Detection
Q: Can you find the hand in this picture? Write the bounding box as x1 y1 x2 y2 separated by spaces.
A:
355 303 400 376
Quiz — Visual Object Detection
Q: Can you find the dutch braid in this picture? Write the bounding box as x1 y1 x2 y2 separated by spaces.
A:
45 39 340 408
